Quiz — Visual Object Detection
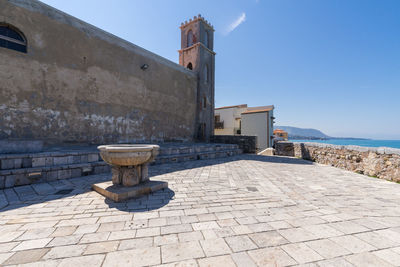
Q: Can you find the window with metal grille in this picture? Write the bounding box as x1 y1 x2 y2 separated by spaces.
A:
0 24 27 53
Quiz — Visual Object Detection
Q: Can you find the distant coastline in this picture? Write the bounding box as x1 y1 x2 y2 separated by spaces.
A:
275 126 399 148
291 139 400 149
289 136 369 141
275 126 370 141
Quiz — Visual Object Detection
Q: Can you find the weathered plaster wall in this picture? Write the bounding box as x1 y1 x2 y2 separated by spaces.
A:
242 111 273 150
0 0 198 145
275 142 400 182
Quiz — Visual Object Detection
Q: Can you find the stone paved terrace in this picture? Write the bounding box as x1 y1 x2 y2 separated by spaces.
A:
0 154 400 266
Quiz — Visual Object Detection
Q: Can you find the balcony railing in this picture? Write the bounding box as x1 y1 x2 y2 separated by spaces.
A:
215 121 224 129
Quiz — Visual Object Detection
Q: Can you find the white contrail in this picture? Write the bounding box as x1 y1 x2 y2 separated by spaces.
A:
225 12 246 35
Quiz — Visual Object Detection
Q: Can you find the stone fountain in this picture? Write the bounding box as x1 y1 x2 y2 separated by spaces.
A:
92 144 168 202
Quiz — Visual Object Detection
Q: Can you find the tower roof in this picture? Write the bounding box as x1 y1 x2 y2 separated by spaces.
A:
215 104 248 110
242 105 274 115
180 14 214 31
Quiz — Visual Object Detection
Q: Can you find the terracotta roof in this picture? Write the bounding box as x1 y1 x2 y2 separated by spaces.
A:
215 104 248 110
274 129 286 133
241 105 274 115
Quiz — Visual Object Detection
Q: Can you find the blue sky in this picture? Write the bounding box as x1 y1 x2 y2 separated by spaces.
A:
41 0 400 139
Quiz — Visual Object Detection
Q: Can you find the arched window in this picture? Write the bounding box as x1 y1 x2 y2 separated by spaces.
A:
204 65 209 84
204 31 209 48
187 30 193 47
0 24 27 53
187 62 193 70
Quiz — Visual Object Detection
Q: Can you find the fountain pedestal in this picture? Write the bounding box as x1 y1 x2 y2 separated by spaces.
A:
111 164 149 187
92 144 167 202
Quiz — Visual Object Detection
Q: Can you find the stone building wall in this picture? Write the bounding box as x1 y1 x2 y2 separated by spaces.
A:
210 135 257 154
275 142 400 182
0 0 198 146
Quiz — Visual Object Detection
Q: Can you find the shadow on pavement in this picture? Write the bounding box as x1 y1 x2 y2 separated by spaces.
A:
104 187 175 212
0 154 310 212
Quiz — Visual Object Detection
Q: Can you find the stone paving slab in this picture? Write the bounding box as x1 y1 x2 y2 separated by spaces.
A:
0 154 400 266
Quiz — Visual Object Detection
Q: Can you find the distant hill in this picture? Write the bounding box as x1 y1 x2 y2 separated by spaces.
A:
274 126 331 140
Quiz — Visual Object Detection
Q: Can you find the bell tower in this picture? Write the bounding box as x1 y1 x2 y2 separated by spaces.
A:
179 15 215 141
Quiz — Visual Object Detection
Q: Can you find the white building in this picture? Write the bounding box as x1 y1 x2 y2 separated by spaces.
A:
214 105 275 151
214 104 248 135
241 106 275 150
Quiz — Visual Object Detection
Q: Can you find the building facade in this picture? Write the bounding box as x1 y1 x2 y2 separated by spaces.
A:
241 106 275 150
273 129 288 141
0 0 215 146
214 105 275 150
214 104 248 135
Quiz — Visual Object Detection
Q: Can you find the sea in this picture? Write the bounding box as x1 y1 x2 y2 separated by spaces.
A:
291 139 400 149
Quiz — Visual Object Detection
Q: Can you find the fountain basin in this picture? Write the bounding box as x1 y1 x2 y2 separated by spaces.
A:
93 144 167 201
98 144 159 166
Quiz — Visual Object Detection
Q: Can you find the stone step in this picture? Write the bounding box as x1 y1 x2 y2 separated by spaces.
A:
0 151 100 170
158 144 239 156
0 143 240 171
0 161 109 189
0 146 242 189
154 148 242 164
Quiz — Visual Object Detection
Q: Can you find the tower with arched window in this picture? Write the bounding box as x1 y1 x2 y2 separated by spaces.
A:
179 15 215 141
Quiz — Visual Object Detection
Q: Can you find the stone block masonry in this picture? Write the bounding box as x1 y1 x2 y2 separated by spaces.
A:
275 141 400 182
0 143 241 188
210 135 257 153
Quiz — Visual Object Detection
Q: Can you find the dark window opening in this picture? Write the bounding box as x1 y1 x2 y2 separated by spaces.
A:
0 24 27 53
198 123 206 141
204 30 211 49
203 96 207 109
187 62 193 70
204 65 208 84
187 30 193 47
215 115 224 129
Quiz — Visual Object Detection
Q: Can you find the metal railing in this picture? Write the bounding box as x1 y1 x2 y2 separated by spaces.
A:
215 121 224 129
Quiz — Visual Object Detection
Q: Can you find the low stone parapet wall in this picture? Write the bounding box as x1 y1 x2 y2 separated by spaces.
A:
275 141 400 182
0 143 242 188
210 135 257 153
274 142 295 157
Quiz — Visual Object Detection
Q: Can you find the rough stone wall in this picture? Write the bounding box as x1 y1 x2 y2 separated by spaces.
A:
0 0 198 145
210 135 257 154
275 142 400 182
274 142 294 157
